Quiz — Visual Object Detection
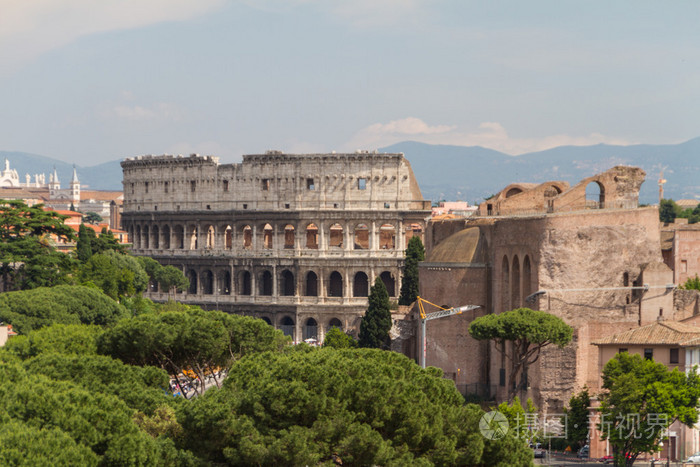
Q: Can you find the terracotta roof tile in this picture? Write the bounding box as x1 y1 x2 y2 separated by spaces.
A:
592 320 700 346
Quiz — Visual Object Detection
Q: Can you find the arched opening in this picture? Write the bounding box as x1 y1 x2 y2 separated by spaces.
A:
162 225 170 249
284 224 295 249
304 318 318 341
187 270 198 294
522 256 532 302
305 271 318 297
404 223 423 247
327 318 343 332
281 270 295 296
502 256 510 312
152 225 160 249
188 225 197 250
224 226 232 250
261 317 272 325
242 225 252 249
173 225 184 249
306 223 318 249
505 187 523 198
544 185 562 198
354 224 369 249
585 181 605 209
143 225 150 249
280 316 295 340
379 224 395 249
205 225 215 249
221 271 231 295
260 270 273 296
380 271 395 296
135 225 141 249
329 271 343 297
511 256 521 308
623 272 630 287
262 223 273 249
239 271 251 296
329 223 343 248
202 270 214 295
353 271 369 297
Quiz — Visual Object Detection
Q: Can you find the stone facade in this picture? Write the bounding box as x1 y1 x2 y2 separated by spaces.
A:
418 166 676 411
121 152 430 343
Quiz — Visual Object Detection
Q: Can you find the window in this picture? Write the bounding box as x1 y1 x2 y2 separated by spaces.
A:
164 181 169 193
358 178 367 190
644 348 653 360
206 205 211 210
285 203 290 209
384 203 390 209
682 260 688 273
223 180 229 192
618 348 628 354
262 179 270 190
670 348 679 364
306 178 315 190
144 181 149 193
190 181 196 192
242 204 247 209
131 183 134 194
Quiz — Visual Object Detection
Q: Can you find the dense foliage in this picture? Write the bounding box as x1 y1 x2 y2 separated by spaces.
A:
359 277 392 349
178 348 534 466
469 308 573 400
659 198 700 224
599 352 700 466
564 387 590 449
399 235 425 306
323 327 358 348
0 285 127 333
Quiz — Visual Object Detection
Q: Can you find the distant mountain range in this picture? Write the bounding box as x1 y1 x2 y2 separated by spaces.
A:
3 138 700 205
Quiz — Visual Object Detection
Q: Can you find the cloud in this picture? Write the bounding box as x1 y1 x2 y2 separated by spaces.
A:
344 118 634 155
103 101 184 122
0 0 225 73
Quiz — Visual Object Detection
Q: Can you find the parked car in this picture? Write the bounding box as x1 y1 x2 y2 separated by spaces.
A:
530 443 545 458
577 445 589 459
688 451 700 463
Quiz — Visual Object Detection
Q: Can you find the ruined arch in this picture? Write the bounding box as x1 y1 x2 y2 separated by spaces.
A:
329 223 343 248
284 224 295 249
586 180 605 209
353 271 369 297
201 270 214 295
522 255 532 302
186 269 198 294
305 223 318 249
354 223 369 250
505 187 523 198
379 224 395 250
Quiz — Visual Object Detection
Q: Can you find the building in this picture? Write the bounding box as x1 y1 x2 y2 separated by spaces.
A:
121 152 431 342
415 166 679 411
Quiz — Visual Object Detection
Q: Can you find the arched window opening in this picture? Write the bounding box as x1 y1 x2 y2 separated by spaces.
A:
306 223 318 249
280 316 295 340
379 224 395 249
260 270 273 296
281 270 295 296
353 271 369 297
162 225 170 249
261 317 272 325
135 225 141 249
522 256 532 301
505 187 523 198
502 256 510 312
221 271 231 295
263 223 273 249
329 271 343 297
152 225 160 249
205 225 215 249
188 225 197 250
404 223 423 247
354 224 369 249
585 181 605 209
327 318 343 332
242 225 252 249
224 226 233 250
329 223 343 248
187 270 198 294
173 225 184 249
284 224 295 249
305 271 318 297
143 225 150 249
380 271 395 296
240 271 251 296
202 270 214 295
304 318 318 341
511 256 521 308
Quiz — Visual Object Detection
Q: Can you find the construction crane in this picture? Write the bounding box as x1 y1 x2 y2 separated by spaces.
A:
416 296 480 369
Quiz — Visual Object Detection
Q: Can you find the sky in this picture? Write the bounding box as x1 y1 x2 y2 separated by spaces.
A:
1 0 699 166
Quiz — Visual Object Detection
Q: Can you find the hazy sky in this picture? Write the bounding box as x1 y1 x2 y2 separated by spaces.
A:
1 1 699 166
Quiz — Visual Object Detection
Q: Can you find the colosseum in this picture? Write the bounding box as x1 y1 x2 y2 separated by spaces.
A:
121 151 431 342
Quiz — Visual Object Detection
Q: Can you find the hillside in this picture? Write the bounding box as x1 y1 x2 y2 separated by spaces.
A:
4 137 700 204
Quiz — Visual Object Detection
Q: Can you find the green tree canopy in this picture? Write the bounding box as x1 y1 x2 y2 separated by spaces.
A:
80 250 148 300
177 348 533 466
322 327 357 349
564 387 590 449
92 227 125 254
0 285 127 334
358 277 392 349
83 211 102 225
3 323 103 359
469 308 573 400
598 352 700 466
0 200 77 290
399 235 425 306
76 224 93 262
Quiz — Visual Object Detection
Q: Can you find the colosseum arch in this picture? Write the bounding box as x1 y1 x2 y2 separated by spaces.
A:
188 224 198 250
241 225 252 249
259 270 273 296
201 270 214 295
162 225 170 249
262 223 273 249
142 225 150 249
303 317 318 341
134 225 141 249
220 270 231 295
305 271 318 297
284 224 295 249
186 269 198 294
205 225 216 249
260 316 272 325
379 224 395 250
353 271 369 297
279 316 295 340
501 255 510 312
354 224 369 250
328 271 343 297
239 270 251 296
280 270 295 296
329 223 343 248
173 225 184 249
511 255 521 308
152 225 160 249
327 317 343 332
380 271 395 296
224 225 233 250
305 223 318 249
